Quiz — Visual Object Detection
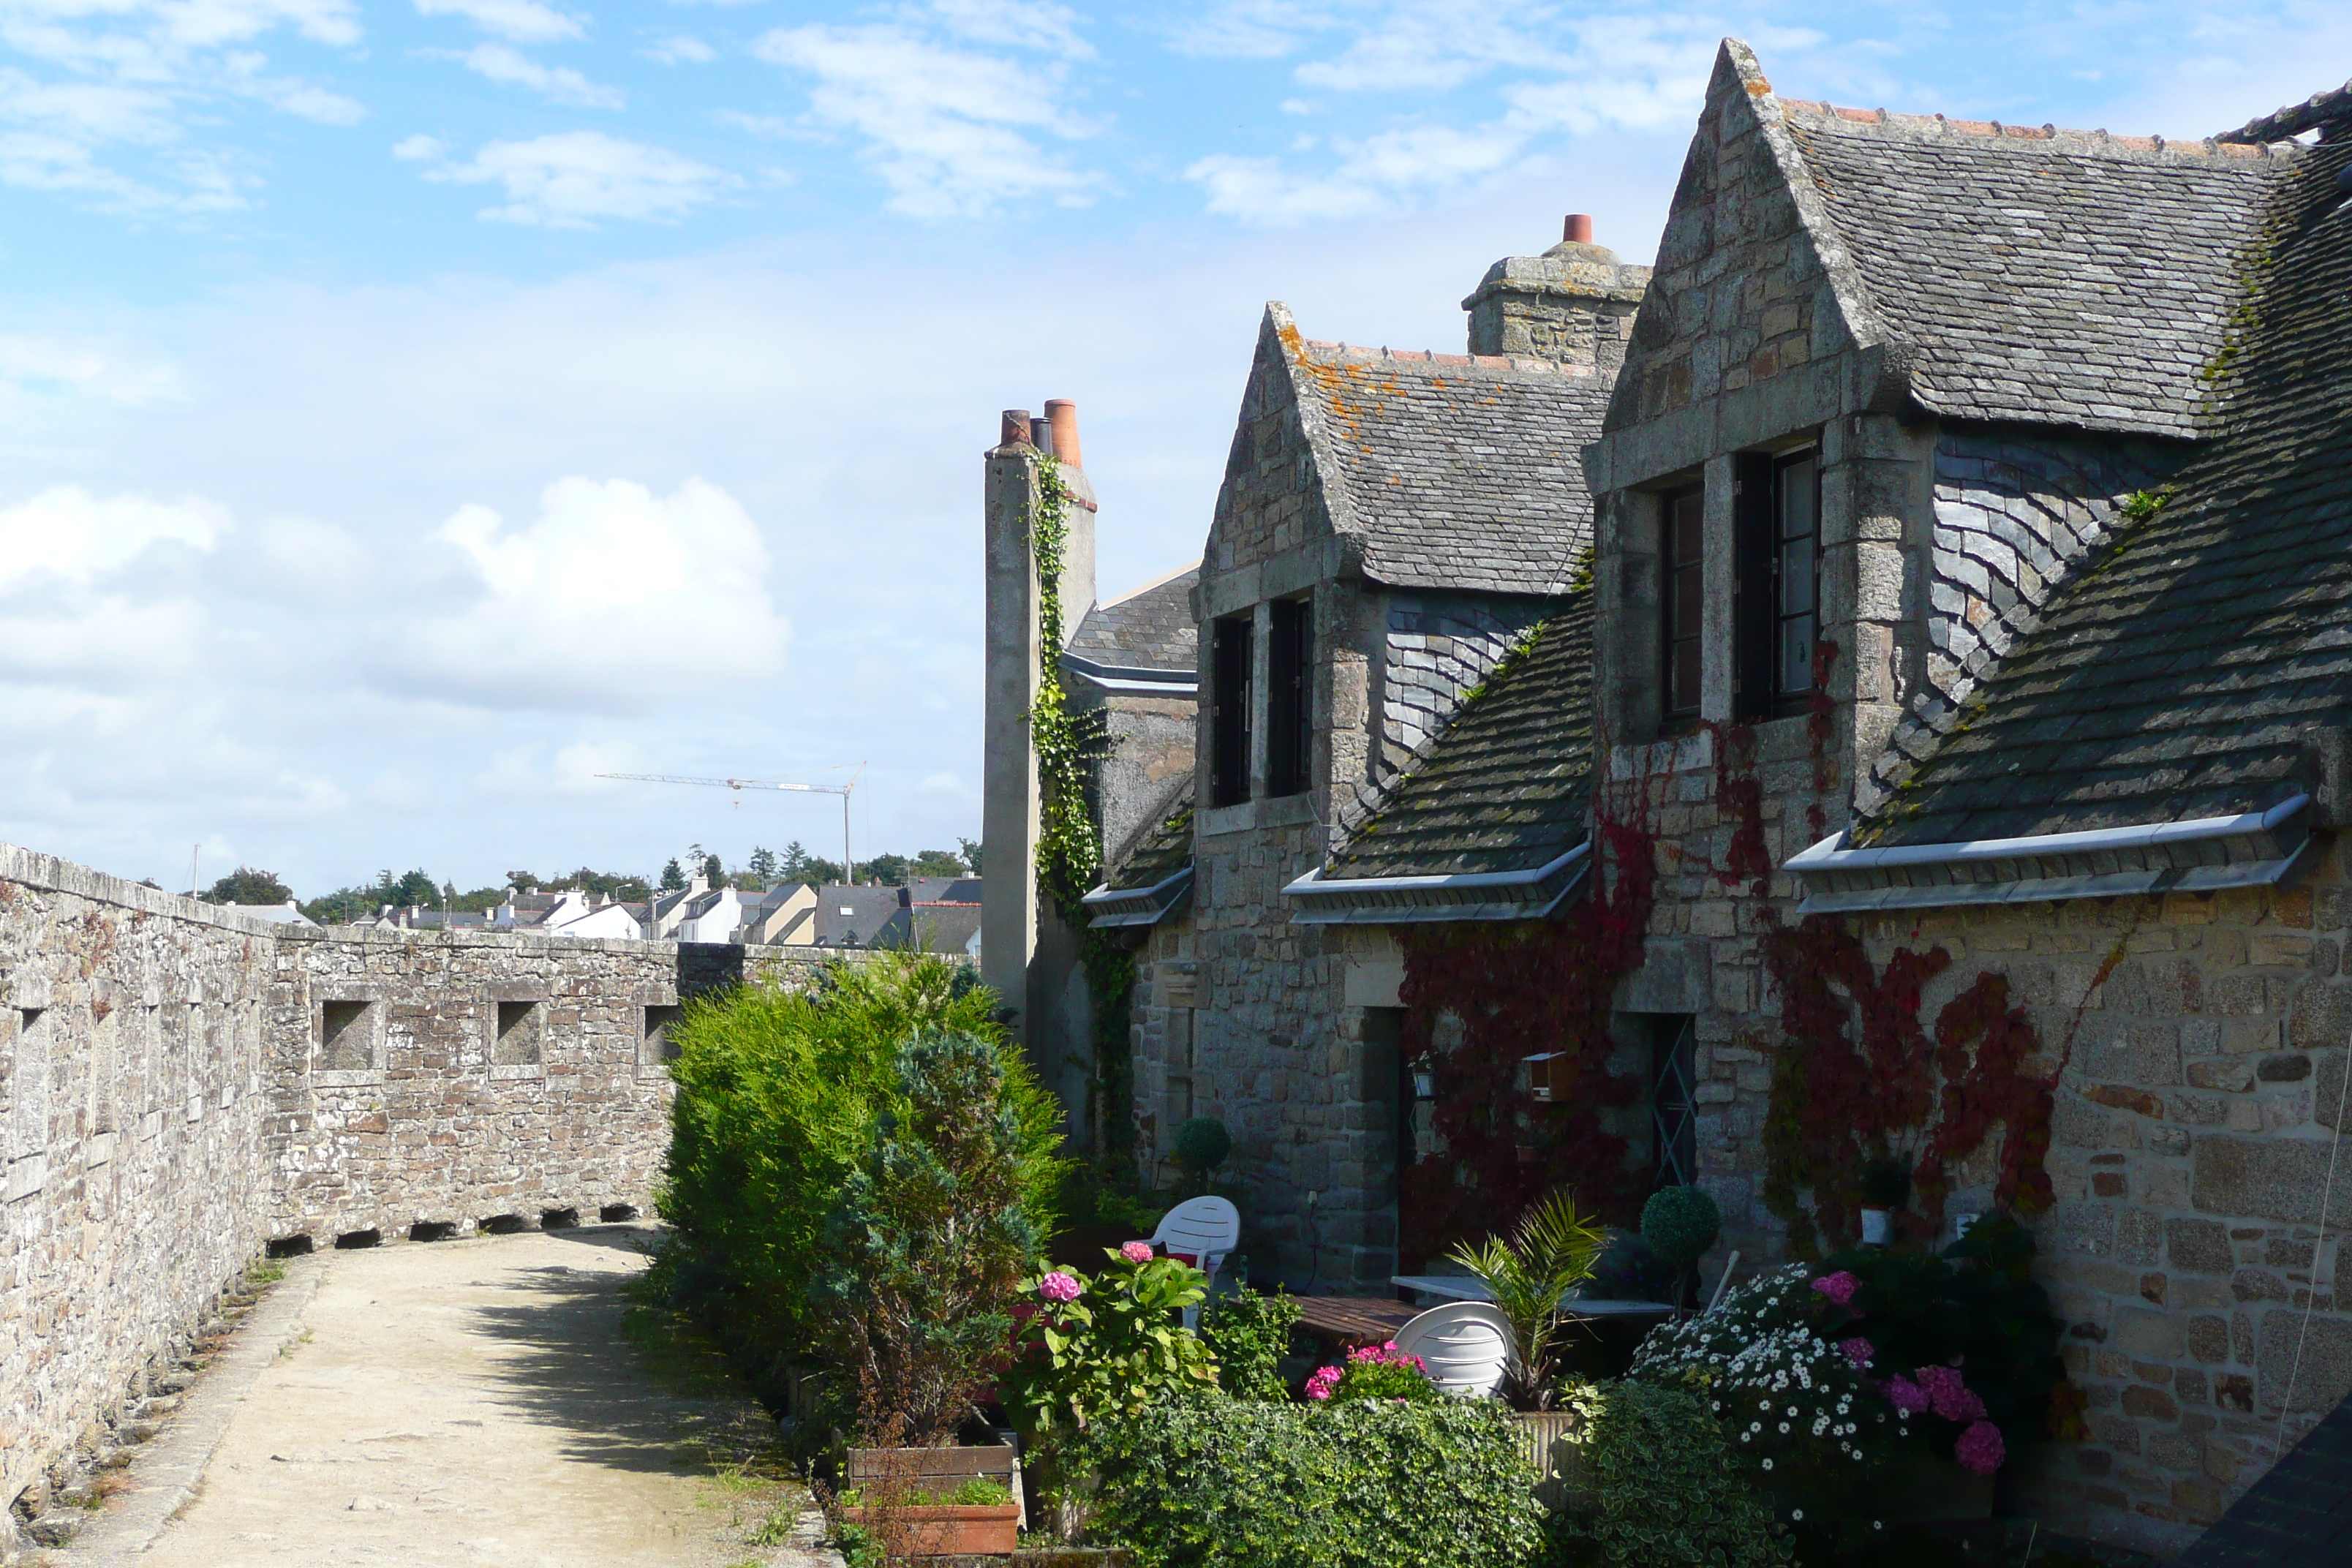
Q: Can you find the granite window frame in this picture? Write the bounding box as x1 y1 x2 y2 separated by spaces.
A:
313 990 386 1086
1266 594 1313 799
1659 484 1706 734
488 985 548 1081
1210 613 1254 808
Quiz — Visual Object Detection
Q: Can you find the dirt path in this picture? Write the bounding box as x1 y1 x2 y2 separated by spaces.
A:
56 1225 829 1568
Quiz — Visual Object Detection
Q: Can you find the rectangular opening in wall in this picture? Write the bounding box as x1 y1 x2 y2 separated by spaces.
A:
1266 595 1312 797
1733 446 1820 720
1362 1006 1406 1207
641 1004 685 1068
319 1000 374 1073
1659 486 1705 734
1210 613 1254 807
1651 1014 1697 1189
494 1000 543 1067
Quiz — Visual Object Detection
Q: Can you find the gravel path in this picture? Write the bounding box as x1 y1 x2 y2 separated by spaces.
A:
48 1224 835 1568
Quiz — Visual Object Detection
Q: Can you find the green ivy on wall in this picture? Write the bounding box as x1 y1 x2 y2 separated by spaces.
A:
1025 457 1137 1159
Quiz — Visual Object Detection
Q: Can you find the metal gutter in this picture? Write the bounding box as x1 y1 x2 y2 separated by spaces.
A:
1060 652 1198 698
1079 864 1194 929
1790 795 2313 915
1282 840 1590 925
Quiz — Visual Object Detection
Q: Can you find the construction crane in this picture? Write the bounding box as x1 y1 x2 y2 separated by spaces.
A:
597 764 867 884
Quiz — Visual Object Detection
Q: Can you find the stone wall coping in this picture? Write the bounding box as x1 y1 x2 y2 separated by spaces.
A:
0 840 288 938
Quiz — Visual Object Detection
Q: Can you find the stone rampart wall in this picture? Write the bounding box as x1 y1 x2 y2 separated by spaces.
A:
0 840 924 1529
0 846 283 1519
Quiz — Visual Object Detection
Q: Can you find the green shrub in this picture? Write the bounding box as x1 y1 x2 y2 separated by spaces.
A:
816 1030 1040 1444
1637 1187 1719 1269
655 953 1068 1363
1174 1116 1232 1178
1201 1289 1301 1401
1083 1395 1543 1568
1303 1342 1441 1404
1553 1381 1792 1567
1006 1251 1219 1443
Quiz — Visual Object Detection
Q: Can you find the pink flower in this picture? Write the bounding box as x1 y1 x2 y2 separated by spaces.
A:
1918 1365 1987 1423
1810 1270 1860 1307
1956 1420 2005 1476
1120 1241 1155 1264
1305 1365 1343 1401
1838 1336 1874 1371
1039 1271 1082 1303
1881 1375 1931 1414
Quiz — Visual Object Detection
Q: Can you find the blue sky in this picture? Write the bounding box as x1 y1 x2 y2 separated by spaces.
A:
0 0 2339 897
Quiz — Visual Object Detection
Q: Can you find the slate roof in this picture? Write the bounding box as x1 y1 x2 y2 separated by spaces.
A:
1284 323 1613 595
2176 1389 2352 1567
1068 563 1200 673
1324 591 1594 878
1102 778 1194 892
1775 99 2293 440
1861 131 2352 846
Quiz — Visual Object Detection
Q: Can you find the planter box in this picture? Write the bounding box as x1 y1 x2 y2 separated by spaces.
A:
840 1503 1019 1556
1514 1409 1588 1512
849 1441 1026 1531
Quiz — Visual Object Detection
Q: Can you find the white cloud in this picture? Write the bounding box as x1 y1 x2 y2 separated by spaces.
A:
459 42 624 109
0 0 364 212
643 34 716 65
415 476 788 710
411 0 581 45
0 486 225 589
927 0 1093 61
754 20 1104 216
422 132 734 226
392 132 445 161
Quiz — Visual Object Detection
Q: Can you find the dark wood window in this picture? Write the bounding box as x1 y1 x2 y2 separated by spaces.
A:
1210 614 1253 807
1651 1015 1697 1188
1734 447 1821 720
1267 596 1312 796
1659 486 1705 729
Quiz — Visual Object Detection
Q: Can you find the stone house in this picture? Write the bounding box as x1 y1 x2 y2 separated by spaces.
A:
990 32 2352 1557
975 223 1650 1278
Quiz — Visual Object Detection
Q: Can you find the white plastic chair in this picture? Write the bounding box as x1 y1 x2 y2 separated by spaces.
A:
1149 1196 1240 1328
1392 1302 1515 1399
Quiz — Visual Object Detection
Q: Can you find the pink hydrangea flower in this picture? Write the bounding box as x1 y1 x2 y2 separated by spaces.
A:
1304 1365 1343 1401
1039 1271 1082 1303
1956 1420 2005 1476
1120 1241 1155 1264
1881 1375 1931 1414
1918 1365 1987 1423
1810 1270 1860 1307
1838 1336 1875 1371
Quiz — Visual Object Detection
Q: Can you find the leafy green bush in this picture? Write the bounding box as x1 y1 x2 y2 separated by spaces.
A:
654 954 1068 1366
1552 1381 1792 1567
815 1030 1040 1444
1083 1395 1544 1568
1201 1289 1301 1401
1006 1250 1219 1443
1637 1186 1719 1269
1303 1341 1441 1405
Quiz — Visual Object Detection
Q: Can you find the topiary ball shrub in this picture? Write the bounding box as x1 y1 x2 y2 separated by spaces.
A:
1640 1186 1721 1270
1173 1116 1232 1175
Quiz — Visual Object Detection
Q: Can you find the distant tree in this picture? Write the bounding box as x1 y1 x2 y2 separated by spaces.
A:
747 845 779 882
703 853 725 886
864 852 911 887
957 837 984 876
203 867 293 905
911 848 968 879
387 868 440 908
780 841 813 880
799 856 847 887
299 866 440 924
660 859 687 891
557 867 653 902
505 870 542 892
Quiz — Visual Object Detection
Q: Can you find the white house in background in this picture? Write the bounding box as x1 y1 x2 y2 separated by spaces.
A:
225 898 319 928
677 886 744 944
492 887 645 941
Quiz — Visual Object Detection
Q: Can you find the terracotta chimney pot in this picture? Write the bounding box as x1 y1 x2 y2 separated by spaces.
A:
1000 408 1031 448
1564 214 1593 244
1044 399 1082 470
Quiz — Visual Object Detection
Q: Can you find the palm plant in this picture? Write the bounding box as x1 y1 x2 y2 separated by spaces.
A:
1447 1188 1607 1409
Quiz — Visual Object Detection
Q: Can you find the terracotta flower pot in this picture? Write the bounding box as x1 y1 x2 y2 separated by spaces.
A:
839 1502 1020 1556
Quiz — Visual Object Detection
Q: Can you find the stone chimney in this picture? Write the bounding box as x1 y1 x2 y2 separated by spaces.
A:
1462 213 1651 370
980 400 1098 1040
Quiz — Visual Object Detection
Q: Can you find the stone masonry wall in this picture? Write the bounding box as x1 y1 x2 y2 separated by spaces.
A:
0 846 281 1526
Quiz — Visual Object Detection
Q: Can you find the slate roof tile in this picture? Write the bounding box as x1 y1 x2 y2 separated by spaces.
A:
1778 102 2294 438
1322 590 1594 879
1068 564 1201 672
1101 778 1195 893
1286 339 1611 595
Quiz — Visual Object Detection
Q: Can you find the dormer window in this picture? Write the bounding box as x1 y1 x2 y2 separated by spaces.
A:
1659 485 1705 729
1267 595 1312 796
1210 614 1253 807
1734 446 1821 719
